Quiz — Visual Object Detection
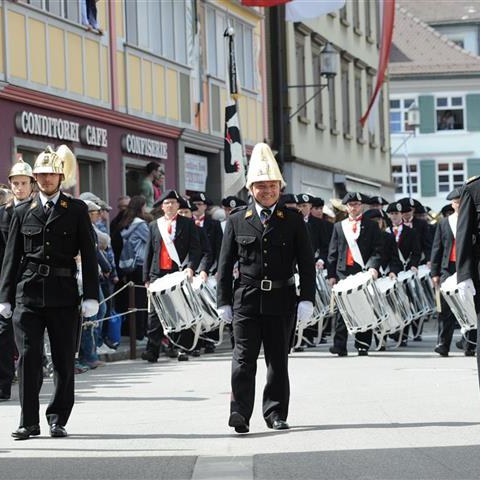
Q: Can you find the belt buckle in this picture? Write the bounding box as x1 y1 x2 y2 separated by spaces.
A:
38 264 50 277
260 279 272 291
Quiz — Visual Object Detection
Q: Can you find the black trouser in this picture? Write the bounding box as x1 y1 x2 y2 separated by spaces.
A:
13 304 78 427
437 296 456 351
230 310 295 424
0 315 15 396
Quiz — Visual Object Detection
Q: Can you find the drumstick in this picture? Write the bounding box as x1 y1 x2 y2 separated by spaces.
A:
435 286 442 313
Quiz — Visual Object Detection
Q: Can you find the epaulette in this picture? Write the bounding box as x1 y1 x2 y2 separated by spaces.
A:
466 175 480 185
231 205 248 215
285 206 302 215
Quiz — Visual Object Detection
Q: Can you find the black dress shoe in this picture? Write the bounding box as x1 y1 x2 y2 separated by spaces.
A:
0 392 11 402
456 340 465 350
399 340 408 347
229 412 249 434
465 350 476 357
358 349 369 356
50 424 67 438
11 425 40 440
204 345 215 354
191 349 201 357
434 345 449 357
293 346 304 352
268 419 290 430
329 346 347 356
141 351 158 363
413 335 422 342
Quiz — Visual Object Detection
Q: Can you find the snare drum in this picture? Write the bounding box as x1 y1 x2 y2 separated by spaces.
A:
191 276 222 333
440 273 477 331
417 265 436 315
375 277 405 335
333 272 389 334
397 270 426 320
148 272 203 334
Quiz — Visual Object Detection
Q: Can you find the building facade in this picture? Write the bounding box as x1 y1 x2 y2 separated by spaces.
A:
265 0 393 201
389 3 480 212
0 0 267 205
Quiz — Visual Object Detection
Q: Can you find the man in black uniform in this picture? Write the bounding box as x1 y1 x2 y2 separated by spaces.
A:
0 160 35 402
217 143 315 433
456 177 480 379
431 188 475 356
327 192 382 356
0 145 99 440
142 190 201 362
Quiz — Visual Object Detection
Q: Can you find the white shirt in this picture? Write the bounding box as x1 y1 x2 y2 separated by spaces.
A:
255 202 276 219
38 191 61 207
158 215 177 240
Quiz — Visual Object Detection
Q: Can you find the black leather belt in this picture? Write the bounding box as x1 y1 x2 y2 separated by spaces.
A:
239 275 295 292
26 262 75 278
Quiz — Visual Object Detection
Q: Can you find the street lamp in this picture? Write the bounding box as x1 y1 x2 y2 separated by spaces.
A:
287 42 338 121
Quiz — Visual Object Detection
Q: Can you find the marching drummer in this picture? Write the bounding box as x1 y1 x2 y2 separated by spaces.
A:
217 143 315 433
431 188 476 356
0 146 99 440
142 190 201 362
327 192 382 356
0 160 36 403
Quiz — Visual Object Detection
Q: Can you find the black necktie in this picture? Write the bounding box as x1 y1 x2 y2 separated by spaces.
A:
260 208 271 225
44 200 54 216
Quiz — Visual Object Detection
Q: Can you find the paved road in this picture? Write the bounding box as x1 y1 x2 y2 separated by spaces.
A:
1 325 480 479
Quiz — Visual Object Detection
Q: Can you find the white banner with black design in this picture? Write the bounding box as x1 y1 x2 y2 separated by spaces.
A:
341 219 365 269
157 218 181 267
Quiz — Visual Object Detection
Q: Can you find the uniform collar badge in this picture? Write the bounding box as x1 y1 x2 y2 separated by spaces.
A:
276 210 284 219
245 209 253 218
60 200 68 208
30 201 37 209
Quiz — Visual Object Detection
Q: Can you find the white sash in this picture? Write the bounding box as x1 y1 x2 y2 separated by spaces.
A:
448 213 457 239
388 225 407 266
341 218 365 269
157 218 181 267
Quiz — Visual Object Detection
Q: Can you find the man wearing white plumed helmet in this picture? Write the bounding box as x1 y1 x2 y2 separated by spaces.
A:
0 159 36 403
217 142 315 434
0 145 99 440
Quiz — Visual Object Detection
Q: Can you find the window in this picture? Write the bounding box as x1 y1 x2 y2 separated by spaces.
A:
379 89 386 147
367 73 375 144
437 162 465 192
341 59 350 135
392 163 418 195
312 43 324 125
126 0 188 65
25 0 81 23
389 97 416 133
340 4 348 23
295 32 307 118
78 159 106 198
353 0 360 30
436 96 464 130
365 0 372 37
375 0 381 46
205 8 255 90
354 67 363 139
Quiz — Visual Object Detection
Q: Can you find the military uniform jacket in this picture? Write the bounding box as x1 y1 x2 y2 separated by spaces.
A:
380 231 402 275
197 225 213 274
143 215 201 282
0 201 14 269
430 218 456 281
327 218 382 279
0 193 99 307
216 204 315 316
307 216 333 263
395 225 421 270
456 178 480 284
411 218 433 263
203 216 223 273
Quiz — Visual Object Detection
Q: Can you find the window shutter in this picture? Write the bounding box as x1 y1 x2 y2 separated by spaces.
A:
419 159 436 197
418 95 435 134
211 84 221 132
179 73 191 124
466 94 480 132
467 158 480 178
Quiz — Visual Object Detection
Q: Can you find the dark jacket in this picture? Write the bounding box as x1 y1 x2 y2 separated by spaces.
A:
391 224 421 270
0 193 99 307
216 204 315 316
202 216 223 273
0 201 14 269
431 217 456 281
327 218 382 279
197 224 213 274
412 218 433 263
143 214 201 281
307 215 333 263
380 231 402 275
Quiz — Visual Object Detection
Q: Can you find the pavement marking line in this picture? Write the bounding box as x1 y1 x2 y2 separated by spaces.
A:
191 455 253 480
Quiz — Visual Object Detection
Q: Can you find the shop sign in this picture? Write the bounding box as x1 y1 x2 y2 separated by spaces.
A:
121 134 168 159
185 153 208 191
79 125 108 147
15 111 80 142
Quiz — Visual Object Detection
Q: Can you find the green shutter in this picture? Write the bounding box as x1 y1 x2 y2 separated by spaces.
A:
179 73 191 124
419 159 436 197
466 94 480 131
418 95 435 134
467 158 480 178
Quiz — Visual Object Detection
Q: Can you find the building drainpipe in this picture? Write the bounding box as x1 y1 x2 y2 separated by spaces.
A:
108 0 118 111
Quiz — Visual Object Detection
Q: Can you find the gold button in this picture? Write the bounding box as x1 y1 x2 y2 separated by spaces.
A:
46 228 50 232
264 263 267 267
263 250 267 254
264 238 267 242
46 256 50 259
46 242 50 246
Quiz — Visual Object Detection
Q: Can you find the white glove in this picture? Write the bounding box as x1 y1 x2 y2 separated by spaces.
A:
218 305 233 324
297 301 314 323
458 279 476 302
0 303 12 319
81 299 99 318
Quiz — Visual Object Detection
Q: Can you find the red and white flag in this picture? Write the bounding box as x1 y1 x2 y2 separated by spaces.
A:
360 0 396 127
